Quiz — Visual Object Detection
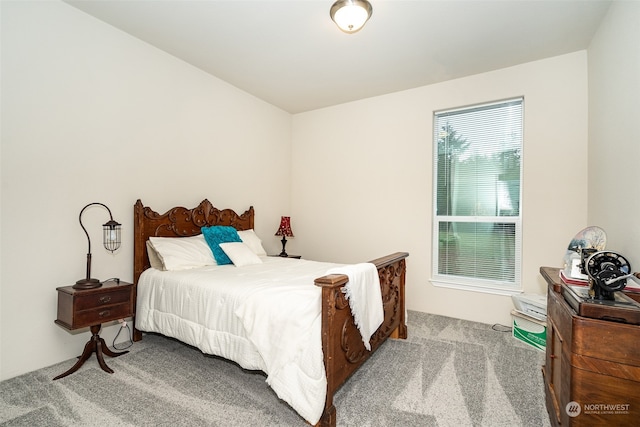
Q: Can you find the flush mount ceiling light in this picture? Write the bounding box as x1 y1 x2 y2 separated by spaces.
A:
330 0 373 34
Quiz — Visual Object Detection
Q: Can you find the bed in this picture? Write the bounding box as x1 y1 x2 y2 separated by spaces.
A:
132 199 408 426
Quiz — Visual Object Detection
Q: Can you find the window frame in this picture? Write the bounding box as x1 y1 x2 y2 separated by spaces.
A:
431 98 523 295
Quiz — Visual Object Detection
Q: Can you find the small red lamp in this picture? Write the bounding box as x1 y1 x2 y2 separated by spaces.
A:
274 216 294 257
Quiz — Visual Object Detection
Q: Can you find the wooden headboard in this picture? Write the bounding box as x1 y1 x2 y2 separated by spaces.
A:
133 199 254 285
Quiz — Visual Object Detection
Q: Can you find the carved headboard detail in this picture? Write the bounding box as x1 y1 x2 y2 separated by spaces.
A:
133 199 254 284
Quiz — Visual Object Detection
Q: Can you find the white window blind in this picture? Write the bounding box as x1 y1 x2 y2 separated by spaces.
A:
432 98 523 293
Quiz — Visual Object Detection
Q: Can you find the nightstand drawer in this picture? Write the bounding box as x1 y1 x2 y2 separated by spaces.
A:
74 288 130 311
74 303 131 327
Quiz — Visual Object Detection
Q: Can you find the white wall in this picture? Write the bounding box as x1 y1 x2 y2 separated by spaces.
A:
587 1 640 269
0 1 292 380
292 52 589 325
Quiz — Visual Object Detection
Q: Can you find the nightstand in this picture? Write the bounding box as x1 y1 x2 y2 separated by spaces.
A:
53 280 134 380
270 254 302 259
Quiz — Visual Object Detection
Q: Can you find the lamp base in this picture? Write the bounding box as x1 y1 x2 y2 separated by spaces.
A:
73 278 102 290
279 236 288 257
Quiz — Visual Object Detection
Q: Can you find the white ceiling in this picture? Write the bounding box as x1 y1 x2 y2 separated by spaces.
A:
64 0 612 114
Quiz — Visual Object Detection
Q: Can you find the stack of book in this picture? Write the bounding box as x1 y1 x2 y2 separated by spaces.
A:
559 269 588 286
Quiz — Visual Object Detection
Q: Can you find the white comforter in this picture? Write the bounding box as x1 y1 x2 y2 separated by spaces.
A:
136 256 343 424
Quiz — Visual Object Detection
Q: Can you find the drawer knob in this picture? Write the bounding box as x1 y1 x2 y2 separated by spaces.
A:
99 310 111 318
98 296 112 304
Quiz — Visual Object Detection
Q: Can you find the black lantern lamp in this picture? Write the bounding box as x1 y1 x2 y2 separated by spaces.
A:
74 202 121 289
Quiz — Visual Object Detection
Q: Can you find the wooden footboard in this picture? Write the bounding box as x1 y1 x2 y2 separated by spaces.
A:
314 252 408 427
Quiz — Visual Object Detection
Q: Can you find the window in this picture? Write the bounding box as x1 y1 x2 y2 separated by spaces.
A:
432 98 523 294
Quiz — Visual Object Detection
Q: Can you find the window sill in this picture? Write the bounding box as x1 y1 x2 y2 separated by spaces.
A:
430 278 522 296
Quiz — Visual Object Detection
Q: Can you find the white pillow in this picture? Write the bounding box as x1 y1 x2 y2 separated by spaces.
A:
146 240 165 270
219 242 263 267
148 235 216 271
237 229 267 256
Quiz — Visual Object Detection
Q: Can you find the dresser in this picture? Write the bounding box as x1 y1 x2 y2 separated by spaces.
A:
540 267 640 426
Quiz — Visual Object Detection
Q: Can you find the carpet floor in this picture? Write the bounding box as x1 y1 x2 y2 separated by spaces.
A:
0 311 550 426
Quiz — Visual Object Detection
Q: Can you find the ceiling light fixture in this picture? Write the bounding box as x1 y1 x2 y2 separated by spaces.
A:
330 0 373 34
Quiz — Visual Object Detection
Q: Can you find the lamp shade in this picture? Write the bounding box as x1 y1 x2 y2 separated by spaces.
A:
102 219 122 252
330 0 373 34
275 216 294 237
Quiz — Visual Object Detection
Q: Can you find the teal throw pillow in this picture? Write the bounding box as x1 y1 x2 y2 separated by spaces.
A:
201 225 242 265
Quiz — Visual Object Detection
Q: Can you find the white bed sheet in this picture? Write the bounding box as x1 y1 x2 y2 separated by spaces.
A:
136 256 343 424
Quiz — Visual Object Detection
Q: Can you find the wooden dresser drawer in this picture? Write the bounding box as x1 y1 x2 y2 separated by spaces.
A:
74 303 131 327
74 288 130 311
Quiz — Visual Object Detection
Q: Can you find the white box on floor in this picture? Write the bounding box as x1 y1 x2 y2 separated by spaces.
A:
511 310 546 351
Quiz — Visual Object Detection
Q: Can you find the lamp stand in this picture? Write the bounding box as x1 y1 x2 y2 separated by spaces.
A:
279 236 288 257
74 253 101 289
